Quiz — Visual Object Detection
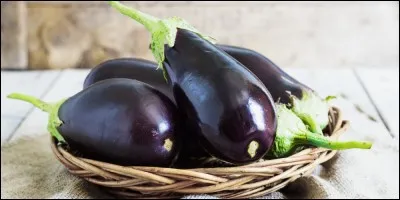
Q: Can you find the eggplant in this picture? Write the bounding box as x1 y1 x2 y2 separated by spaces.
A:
215 45 334 134
7 78 181 167
216 45 312 103
163 30 278 165
83 58 209 163
109 2 277 165
108 1 372 162
83 58 175 102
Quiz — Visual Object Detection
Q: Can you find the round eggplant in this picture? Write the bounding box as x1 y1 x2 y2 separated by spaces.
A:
7 78 182 167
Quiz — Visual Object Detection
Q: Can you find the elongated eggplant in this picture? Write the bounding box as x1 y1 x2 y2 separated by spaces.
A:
109 1 277 165
7 78 181 167
109 1 373 163
216 45 334 134
216 45 311 103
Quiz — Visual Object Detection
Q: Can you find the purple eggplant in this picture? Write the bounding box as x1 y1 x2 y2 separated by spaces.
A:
7 78 182 167
83 59 209 162
215 45 334 134
83 58 175 102
108 1 372 162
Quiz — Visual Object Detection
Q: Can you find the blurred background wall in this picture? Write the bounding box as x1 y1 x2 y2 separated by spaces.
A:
1 1 399 70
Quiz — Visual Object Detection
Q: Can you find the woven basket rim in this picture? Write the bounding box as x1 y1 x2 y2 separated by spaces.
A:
49 106 349 199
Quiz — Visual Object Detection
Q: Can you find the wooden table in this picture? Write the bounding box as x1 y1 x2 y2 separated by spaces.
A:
1 68 398 143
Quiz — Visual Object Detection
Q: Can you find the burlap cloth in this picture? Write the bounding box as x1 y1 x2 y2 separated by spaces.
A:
2 129 399 199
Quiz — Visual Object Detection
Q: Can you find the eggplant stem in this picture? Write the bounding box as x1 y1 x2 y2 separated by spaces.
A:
7 93 67 144
291 90 330 133
7 93 52 113
297 113 323 135
295 131 372 150
107 1 215 73
108 1 159 32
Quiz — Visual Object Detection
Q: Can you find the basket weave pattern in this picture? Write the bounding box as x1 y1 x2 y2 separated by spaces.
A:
50 107 348 199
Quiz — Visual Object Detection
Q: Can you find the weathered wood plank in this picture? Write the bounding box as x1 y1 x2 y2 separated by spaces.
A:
0 70 60 142
1 1 28 69
284 68 398 199
355 68 399 138
1 71 60 117
10 69 89 141
1 117 23 144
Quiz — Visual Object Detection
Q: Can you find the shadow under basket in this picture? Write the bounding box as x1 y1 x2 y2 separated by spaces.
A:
50 106 349 199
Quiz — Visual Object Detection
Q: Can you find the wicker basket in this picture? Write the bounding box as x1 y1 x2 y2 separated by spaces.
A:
50 106 348 199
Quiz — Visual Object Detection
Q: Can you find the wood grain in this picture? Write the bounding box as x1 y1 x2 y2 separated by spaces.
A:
285 68 394 146
355 68 400 139
1 70 60 142
10 69 89 142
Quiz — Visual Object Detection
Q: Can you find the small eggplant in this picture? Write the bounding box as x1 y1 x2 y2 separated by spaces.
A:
109 1 277 165
7 78 181 167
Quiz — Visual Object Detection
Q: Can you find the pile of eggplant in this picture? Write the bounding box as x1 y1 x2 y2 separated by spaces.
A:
8 1 372 168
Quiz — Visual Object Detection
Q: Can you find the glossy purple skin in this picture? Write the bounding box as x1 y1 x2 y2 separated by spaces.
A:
163 29 277 164
57 78 181 167
83 58 174 102
83 46 311 105
216 45 313 104
82 42 310 163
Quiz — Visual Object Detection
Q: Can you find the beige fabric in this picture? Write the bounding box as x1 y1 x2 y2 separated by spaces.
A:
1 132 399 199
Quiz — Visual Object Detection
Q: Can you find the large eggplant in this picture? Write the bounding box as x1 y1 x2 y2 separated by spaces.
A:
7 78 182 167
108 1 372 163
109 2 277 165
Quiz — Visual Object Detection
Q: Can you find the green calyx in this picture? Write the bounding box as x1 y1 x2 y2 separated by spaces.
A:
7 93 67 144
108 1 216 73
290 90 336 134
269 103 372 158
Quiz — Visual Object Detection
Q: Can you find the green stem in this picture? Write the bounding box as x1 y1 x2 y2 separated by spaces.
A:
108 1 159 32
290 90 332 133
107 1 215 71
7 93 67 144
295 131 372 150
7 93 52 113
297 113 323 135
